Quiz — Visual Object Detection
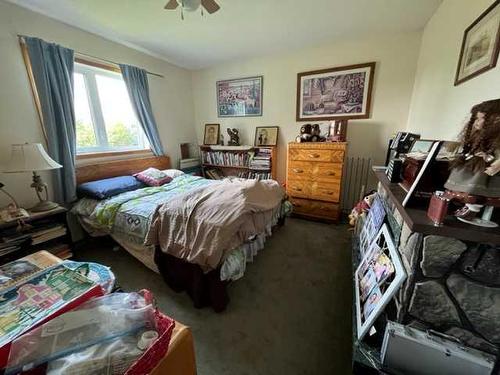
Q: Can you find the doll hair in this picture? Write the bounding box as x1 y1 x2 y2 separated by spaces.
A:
452 99 500 173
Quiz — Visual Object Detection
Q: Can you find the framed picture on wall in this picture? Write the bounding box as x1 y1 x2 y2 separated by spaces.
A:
203 124 220 145
216 76 263 117
454 0 500 86
296 62 375 121
254 126 279 146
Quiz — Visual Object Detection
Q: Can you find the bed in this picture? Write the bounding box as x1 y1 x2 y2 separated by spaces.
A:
73 156 289 311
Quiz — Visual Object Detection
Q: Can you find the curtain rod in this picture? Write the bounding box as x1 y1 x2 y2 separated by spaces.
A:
18 35 164 78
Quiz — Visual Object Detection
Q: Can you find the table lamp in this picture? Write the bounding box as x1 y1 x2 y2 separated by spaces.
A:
2 143 62 212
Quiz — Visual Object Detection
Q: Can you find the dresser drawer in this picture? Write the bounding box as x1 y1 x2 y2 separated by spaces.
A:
290 197 340 219
311 182 340 202
289 148 345 163
287 180 311 198
287 161 312 181
313 163 343 183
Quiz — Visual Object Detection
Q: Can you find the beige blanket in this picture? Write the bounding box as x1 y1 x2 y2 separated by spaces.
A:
145 178 284 271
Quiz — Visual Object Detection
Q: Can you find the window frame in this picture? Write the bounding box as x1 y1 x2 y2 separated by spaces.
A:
74 59 150 157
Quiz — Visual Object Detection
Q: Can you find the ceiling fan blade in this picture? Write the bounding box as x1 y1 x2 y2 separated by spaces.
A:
164 0 179 10
201 0 220 14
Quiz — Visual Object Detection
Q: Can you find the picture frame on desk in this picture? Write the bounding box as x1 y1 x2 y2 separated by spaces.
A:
402 141 442 207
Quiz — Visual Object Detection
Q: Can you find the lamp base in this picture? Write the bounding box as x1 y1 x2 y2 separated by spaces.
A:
31 200 59 212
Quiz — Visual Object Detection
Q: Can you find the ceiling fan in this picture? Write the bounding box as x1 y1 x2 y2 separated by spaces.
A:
164 0 220 19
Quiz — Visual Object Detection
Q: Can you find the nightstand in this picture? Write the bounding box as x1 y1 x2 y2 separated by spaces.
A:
0 205 72 265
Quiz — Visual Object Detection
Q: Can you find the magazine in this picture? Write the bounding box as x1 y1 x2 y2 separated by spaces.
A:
359 195 386 255
0 251 61 292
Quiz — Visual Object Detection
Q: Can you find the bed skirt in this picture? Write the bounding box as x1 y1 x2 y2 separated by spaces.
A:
154 248 229 312
153 214 287 313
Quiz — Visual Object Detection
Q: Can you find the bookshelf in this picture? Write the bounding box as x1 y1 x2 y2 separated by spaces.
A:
200 145 277 180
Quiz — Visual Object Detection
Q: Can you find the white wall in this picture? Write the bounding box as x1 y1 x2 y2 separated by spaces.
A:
0 1 196 207
192 32 422 183
406 0 500 139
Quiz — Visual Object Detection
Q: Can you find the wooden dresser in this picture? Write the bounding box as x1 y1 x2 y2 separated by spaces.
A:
286 142 347 222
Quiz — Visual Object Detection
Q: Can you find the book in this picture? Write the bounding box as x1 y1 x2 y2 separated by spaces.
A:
31 227 67 245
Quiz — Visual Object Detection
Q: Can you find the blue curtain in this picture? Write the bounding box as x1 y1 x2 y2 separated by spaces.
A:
24 36 76 204
120 64 164 156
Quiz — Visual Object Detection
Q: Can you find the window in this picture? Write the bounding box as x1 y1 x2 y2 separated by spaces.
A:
74 62 149 154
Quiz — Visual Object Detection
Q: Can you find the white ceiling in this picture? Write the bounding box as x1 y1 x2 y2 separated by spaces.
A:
7 0 442 70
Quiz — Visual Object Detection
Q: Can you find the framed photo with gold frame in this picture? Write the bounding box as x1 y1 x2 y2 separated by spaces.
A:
455 0 500 86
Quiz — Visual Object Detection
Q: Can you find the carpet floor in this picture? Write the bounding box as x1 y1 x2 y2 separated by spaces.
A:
74 217 353 375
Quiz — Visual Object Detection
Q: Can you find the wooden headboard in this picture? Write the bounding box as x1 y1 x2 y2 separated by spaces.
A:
76 156 171 184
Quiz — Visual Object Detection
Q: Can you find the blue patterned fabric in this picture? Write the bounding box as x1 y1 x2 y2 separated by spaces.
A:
24 36 76 204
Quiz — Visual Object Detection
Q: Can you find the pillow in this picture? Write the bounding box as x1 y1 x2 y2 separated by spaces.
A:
161 169 185 179
134 168 172 186
77 176 145 200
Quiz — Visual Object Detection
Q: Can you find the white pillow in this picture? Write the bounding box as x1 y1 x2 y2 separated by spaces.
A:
161 169 185 179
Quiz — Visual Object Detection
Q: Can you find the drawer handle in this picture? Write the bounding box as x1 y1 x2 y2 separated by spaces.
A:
325 191 334 195
293 187 302 192
308 153 320 158
292 203 302 208
293 168 304 173
327 172 336 176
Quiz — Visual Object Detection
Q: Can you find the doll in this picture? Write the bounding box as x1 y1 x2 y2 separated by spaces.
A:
444 99 500 220
348 191 377 227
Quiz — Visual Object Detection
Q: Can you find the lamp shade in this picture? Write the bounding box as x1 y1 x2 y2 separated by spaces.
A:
2 143 62 173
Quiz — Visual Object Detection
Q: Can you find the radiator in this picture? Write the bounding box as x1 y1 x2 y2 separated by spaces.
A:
341 156 375 212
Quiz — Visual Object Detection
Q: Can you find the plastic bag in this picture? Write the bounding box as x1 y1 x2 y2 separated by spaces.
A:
6 292 155 374
47 332 145 374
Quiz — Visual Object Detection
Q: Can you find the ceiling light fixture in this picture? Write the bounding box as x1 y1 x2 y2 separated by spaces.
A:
164 0 220 20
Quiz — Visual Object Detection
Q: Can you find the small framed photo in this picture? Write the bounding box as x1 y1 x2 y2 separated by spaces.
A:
254 126 279 146
455 0 500 85
203 124 220 145
217 76 263 117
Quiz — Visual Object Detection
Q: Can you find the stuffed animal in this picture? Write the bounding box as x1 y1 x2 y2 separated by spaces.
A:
295 124 312 143
348 191 377 227
295 123 326 142
311 124 326 142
